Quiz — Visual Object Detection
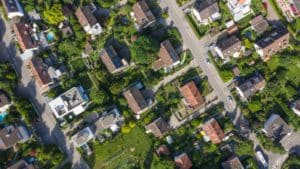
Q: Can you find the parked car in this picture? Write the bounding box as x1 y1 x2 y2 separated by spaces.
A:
256 150 268 168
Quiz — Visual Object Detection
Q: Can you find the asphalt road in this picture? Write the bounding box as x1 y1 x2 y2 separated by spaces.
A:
0 14 89 169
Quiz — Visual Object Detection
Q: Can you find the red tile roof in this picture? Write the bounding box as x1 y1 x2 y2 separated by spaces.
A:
29 57 52 92
132 0 155 27
179 81 204 108
174 153 193 169
123 87 147 114
153 40 179 71
75 6 97 27
202 118 225 144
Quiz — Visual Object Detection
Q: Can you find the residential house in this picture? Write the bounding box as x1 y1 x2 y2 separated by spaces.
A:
236 73 266 99
13 23 49 60
100 46 128 73
92 107 124 133
7 160 37 169
123 83 154 114
132 0 156 29
75 5 103 35
58 21 74 38
82 42 93 58
225 20 239 35
1 0 24 19
49 86 89 119
263 114 291 142
0 91 12 113
202 118 225 144
174 153 193 169
292 99 300 116
152 40 180 71
145 117 169 138
0 125 30 150
291 0 300 17
250 15 269 34
215 35 242 59
254 28 289 62
28 57 54 93
222 156 244 169
227 0 251 21
179 81 205 109
192 0 221 25
72 126 95 147
155 144 170 156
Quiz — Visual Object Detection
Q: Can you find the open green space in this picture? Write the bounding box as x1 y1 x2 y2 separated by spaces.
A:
86 126 153 169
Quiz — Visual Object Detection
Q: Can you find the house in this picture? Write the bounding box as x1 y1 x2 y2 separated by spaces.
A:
291 0 300 17
58 21 74 38
123 83 154 114
82 42 93 58
100 46 128 73
222 156 244 169
250 15 269 34
226 20 239 35
0 125 30 150
174 153 193 169
292 99 300 116
227 0 251 21
215 35 242 59
155 144 170 156
153 40 180 71
92 107 124 133
145 117 169 138
132 0 156 29
49 86 89 119
13 23 49 60
263 114 291 142
75 5 103 35
192 0 221 25
179 81 205 109
7 160 36 169
1 0 24 19
254 28 289 62
28 57 54 93
232 66 240 77
202 118 225 144
236 73 266 99
0 91 12 113
72 126 95 147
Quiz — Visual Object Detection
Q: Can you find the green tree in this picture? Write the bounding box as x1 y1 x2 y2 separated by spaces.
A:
130 35 159 65
96 0 119 8
42 4 65 25
89 88 108 105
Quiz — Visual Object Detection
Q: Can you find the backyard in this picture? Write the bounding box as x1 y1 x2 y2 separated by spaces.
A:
86 126 153 169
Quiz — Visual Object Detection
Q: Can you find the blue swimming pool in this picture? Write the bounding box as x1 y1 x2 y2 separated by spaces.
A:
47 32 55 41
0 112 8 123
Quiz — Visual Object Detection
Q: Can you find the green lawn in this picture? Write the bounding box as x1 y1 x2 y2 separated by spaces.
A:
267 55 300 85
87 126 153 169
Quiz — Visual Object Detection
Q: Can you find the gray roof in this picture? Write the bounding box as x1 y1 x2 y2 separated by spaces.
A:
216 35 241 58
251 15 269 34
7 160 36 169
0 125 30 150
264 114 291 141
1 0 22 13
222 156 244 169
236 73 265 98
0 91 10 108
194 0 219 19
256 28 289 49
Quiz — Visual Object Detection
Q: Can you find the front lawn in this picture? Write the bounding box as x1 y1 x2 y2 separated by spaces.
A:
86 126 153 169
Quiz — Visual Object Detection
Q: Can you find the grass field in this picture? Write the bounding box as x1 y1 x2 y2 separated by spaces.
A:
87 126 153 169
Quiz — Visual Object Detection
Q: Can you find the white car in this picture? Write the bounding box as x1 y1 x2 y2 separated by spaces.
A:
256 151 268 168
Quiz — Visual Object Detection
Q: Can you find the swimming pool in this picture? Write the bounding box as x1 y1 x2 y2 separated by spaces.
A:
0 112 7 123
47 32 55 42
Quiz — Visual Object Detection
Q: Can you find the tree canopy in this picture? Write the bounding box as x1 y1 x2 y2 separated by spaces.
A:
42 4 65 25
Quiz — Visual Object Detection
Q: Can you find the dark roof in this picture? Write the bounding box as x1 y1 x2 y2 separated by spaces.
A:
256 28 289 49
0 91 10 108
75 6 98 27
132 0 156 27
236 73 265 98
145 117 169 138
7 160 36 169
1 0 21 13
29 57 52 87
155 144 170 156
264 114 291 141
216 35 242 58
222 156 244 169
193 0 219 19
251 15 269 34
13 23 38 52
62 5 73 17
0 125 23 150
100 46 124 73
